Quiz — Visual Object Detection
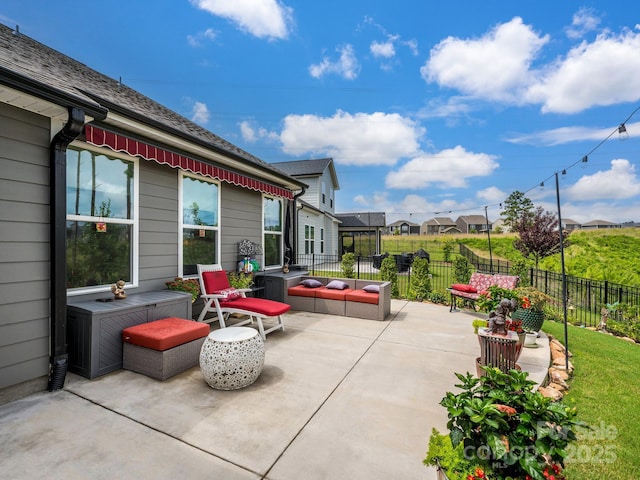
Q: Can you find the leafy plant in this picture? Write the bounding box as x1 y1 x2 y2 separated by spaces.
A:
341 252 355 278
476 285 520 313
452 255 473 284
515 286 553 312
442 238 455 262
500 190 535 231
228 271 254 289
441 368 583 480
472 319 488 334
424 428 478 479
379 255 399 297
426 291 448 305
514 206 567 269
165 277 200 302
409 256 431 300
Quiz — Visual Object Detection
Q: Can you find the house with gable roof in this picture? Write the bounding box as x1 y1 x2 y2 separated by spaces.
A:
455 215 492 234
0 24 306 400
421 217 460 235
270 158 341 259
385 219 420 235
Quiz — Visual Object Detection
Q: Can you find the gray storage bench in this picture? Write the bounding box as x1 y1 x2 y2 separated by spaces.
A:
67 290 193 379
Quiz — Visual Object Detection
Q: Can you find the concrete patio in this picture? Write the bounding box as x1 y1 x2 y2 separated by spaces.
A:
0 300 550 480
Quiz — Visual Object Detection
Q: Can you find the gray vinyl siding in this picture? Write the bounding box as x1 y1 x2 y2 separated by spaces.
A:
220 185 262 271
0 103 51 390
137 160 180 291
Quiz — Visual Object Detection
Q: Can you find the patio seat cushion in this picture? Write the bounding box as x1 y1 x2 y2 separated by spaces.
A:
288 285 317 297
345 290 379 305
315 287 354 301
220 297 291 317
122 317 209 351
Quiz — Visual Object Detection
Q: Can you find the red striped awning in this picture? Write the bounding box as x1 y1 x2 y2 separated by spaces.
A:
84 125 293 199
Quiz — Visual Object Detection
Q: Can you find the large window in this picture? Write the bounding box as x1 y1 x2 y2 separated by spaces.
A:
320 227 325 254
305 225 315 254
66 147 137 291
263 196 282 267
180 174 219 276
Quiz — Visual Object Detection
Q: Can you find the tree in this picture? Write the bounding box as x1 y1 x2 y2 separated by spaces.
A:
501 191 534 231
513 206 565 268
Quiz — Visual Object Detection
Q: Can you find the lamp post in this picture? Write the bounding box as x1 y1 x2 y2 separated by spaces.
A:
555 172 569 370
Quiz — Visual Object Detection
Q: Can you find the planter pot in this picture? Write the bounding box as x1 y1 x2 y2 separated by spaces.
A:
514 332 525 361
512 308 545 332
524 332 538 347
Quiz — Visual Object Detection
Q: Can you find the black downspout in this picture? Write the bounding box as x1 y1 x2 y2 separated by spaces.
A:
291 188 306 264
48 107 86 391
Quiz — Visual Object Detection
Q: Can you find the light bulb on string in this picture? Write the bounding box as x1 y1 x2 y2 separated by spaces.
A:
619 124 629 141
581 156 588 169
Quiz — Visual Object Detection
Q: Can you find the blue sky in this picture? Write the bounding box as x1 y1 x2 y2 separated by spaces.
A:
3 1 640 225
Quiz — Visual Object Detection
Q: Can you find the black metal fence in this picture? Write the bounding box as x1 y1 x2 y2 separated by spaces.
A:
457 244 640 327
296 249 640 328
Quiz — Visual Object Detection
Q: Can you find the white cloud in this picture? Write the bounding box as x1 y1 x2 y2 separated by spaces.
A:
370 40 395 58
239 120 279 143
565 159 640 201
421 17 549 102
191 101 210 124
477 186 506 204
566 7 601 39
526 29 640 113
309 44 360 80
187 28 217 47
190 0 293 40
385 145 499 189
279 110 424 166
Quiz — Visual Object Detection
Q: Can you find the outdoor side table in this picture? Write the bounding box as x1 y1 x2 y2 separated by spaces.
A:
199 326 265 390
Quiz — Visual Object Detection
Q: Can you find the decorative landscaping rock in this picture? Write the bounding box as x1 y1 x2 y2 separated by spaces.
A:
538 386 564 401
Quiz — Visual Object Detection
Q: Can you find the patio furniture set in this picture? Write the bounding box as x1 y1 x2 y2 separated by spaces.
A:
69 264 391 390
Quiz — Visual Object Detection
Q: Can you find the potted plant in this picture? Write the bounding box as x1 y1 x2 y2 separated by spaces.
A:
424 428 480 479
165 277 200 303
472 319 488 334
228 271 254 290
435 368 582 480
512 287 553 332
476 285 519 314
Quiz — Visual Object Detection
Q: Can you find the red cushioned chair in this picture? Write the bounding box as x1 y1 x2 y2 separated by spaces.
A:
196 264 290 340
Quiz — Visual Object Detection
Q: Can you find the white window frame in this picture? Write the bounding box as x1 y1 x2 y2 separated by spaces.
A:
305 224 315 254
320 227 325 254
66 143 140 296
263 195 283 269
178 172 221 277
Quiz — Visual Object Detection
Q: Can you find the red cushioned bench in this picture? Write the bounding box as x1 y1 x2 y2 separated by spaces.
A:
448 272 519 312
122 317 209 380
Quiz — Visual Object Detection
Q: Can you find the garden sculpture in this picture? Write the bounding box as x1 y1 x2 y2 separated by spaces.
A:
487 298 518 335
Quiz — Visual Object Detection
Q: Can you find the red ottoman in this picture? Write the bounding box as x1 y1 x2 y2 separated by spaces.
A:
122 317 209 380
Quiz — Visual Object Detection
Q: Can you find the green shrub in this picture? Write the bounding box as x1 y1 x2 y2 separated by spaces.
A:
379 255 399 297
442 238 455 263
440 368 584 480
424 428 478 479
341 252 355 278
509 257 531 287
452 255 473 283
426 291 448 305
409 256 431 300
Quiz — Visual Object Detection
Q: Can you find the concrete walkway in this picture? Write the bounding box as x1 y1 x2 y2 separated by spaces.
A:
0 300 550 480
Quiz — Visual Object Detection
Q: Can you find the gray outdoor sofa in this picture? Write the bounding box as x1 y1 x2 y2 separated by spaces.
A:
284 275 391 321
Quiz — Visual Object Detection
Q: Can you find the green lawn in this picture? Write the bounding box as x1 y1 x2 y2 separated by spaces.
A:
542 321 640 479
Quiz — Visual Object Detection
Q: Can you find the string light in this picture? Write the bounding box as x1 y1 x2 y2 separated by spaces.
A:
619 124 629 140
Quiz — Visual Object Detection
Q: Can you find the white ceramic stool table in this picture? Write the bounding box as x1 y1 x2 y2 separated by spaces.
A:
199 326 265 390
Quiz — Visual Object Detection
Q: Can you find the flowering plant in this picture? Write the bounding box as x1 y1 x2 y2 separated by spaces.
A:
506 318 524 334
514 287 552 313
165 277 200 302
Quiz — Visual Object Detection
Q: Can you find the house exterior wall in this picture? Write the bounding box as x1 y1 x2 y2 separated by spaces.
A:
219 184 262 271
319 169 335 213
0 103 51 393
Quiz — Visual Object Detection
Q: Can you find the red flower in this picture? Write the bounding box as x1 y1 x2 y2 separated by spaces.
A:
495 404 517 416
521 297 531 309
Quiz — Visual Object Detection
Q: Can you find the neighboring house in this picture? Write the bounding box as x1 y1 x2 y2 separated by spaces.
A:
386 220 420 236
421 217 460 235
561 218 581 231
455 215 492 234
581 220 621 230
335 212 386 256
0 25 306 400
270 158 341 259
